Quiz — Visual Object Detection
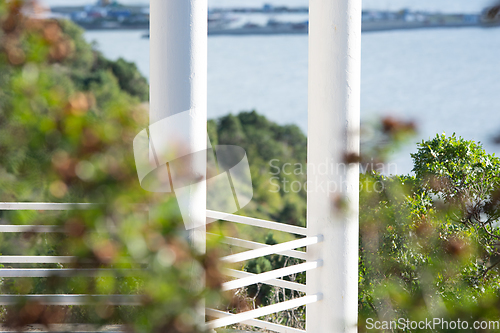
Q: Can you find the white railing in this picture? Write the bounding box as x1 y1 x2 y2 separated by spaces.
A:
0 295 142 306
207 210 308 236
205 210 322 332
207 308 307 333
0 203 322 332
0 202 141 309
207 294 322 330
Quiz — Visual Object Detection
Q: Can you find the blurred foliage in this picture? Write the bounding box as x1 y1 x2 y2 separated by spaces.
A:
0 1 214 332
359 134 500 332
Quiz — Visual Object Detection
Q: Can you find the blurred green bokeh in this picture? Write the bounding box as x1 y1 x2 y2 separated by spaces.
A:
0 1 217 331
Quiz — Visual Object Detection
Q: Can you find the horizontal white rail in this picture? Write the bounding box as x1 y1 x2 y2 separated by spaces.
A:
221 236 322 264
0 327 125 333
207 294 322 329
224 268 306 293
222 260 322 292
0 294 142 306
206 308 306 333
0 256 143 265
0 203 315 332
0 203 100 210
208 233 307 260
0 256 76 264
0 205 305 234
207 210 307 236
0 225 62 233
0 269 141 277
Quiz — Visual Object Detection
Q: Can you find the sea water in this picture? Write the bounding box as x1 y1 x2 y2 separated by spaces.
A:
84 27 500 174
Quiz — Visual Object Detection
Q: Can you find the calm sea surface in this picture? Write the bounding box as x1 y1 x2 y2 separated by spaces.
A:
84 27 500 174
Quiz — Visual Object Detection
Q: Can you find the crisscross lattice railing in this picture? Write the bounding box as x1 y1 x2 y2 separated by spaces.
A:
205 210 322 332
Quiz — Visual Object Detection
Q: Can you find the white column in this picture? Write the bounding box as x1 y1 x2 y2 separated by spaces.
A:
306 0 361 332
150 1 207 330
149 0 207 251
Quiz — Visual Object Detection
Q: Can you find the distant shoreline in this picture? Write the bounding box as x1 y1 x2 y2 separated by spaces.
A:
53 4 500 36
87 21 500 37
208 21 491 36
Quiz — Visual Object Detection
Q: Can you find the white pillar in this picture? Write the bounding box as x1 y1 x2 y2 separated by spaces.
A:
306 0 361 332
149 0 207 251
150 1 207 330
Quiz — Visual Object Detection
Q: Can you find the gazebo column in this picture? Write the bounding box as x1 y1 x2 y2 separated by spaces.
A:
307 0 362 332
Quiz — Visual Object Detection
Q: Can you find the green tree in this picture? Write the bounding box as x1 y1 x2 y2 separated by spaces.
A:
58 18 149 102
359 134 500 332
210 111 307 228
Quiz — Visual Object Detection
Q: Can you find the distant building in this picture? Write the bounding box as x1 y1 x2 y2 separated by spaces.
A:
263 4 273 13
463 14 479 23
401 9 417 22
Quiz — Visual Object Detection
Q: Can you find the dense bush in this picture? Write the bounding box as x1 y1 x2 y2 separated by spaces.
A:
58 19 149 102
359 134 500 332
209 111 307 228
